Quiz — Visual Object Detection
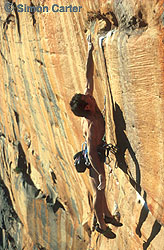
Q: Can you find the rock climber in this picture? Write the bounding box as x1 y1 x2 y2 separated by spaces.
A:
69 35 122 236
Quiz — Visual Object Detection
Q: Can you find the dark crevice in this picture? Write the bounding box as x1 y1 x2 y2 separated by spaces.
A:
52 199 65 214
14 110 19 127
0 50 8 63
106 11 119 27
116 8 148 32
87 11 115 34
30 1 36 26
128 15 148 29
12 121 17 141
2 144 8 169
0 132 6 139
128 16 137 27
14 142 27 174
14 142 33 186
51 171 57 184
125 11 148 30
34 243 47 250
88 191 93 209
46 195 53 204
14 143 40 193
138 10 143 19
0 176 22 224
139 20 148 28
34 189 40 198
27 162 31 175
22 173 35 187
138 10 148 28
35 189 46 199
87 10 118 35
45 195 65 213
3 14 15 32
35 58 45 66
13 2 21 39
7 232 17 250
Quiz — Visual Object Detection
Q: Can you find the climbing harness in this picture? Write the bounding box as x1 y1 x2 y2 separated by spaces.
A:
73 141 118 173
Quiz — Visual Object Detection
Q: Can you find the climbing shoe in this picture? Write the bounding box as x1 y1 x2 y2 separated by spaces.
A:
104 215 123 227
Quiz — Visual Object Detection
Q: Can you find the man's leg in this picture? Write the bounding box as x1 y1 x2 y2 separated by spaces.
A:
90 169 107 231
102 190 123 227
102 190 113 218
94 189 107 231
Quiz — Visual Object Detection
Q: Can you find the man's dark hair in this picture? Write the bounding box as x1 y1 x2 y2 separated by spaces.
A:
69 93 90 117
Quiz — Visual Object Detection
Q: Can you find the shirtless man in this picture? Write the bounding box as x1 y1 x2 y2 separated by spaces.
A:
70 36 121 235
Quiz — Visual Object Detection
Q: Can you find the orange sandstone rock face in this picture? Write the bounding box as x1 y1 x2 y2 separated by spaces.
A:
0 0 164 249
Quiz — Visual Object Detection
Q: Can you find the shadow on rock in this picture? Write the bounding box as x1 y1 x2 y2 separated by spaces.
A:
136 191 149 238
143 220 161 250
113 103 141 194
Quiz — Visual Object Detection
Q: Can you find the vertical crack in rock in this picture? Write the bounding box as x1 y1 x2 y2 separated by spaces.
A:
138 10 148 28
13 2 21 40
14 143 44 200
50 171 57 184
30 1 36 26
14 110 19 129
0 50 8 63
2 143 8 170
14 142 27 174
100 34 142 194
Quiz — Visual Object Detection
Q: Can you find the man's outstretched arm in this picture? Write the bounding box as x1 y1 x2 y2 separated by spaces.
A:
84 35 94 95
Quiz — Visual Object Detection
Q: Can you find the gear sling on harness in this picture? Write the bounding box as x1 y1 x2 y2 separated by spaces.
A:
73 142 118 173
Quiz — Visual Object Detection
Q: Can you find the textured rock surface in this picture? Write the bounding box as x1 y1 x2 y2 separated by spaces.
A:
0 0 164 249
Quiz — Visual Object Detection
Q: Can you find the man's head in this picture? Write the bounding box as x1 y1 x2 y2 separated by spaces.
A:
70 93 95 118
